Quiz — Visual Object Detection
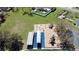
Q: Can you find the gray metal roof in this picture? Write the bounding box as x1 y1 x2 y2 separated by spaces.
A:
37 31 41 43
27 32 34 45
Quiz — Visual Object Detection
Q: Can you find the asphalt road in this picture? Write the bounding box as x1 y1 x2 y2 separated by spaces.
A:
61 7 79 13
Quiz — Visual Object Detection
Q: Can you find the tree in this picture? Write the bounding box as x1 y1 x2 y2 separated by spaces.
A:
0 31 24 51
56 21 67 41
51 7 56 12
50 36 55 46
11 7 18 12
22 7 33 16
60 40 75 51
0 12 6 25
28 8 33 16
56 21 75 51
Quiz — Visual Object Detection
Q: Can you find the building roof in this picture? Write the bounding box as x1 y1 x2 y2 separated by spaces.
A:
27 32 34 45
37 31 41 43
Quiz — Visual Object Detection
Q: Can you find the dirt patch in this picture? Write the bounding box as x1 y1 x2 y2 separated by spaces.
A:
10 20 26 34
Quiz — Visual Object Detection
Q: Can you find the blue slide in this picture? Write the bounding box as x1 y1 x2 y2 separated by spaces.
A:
33 32 37 49
41 32 45 48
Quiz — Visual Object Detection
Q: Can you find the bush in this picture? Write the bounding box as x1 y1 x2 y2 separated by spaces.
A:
51 7 56 12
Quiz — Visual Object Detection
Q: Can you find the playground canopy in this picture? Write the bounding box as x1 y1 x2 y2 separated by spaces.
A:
27 32 34 49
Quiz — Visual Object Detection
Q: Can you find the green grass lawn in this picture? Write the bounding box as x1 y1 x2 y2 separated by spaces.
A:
0 7 79 42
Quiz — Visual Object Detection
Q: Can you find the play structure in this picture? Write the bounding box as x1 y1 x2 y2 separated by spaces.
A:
27 24 61 50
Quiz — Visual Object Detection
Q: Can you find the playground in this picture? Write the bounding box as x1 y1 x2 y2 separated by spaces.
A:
27 24 61 50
